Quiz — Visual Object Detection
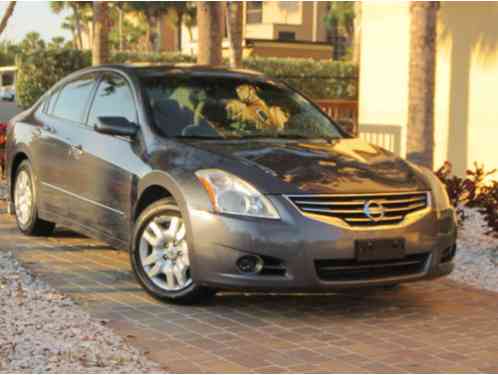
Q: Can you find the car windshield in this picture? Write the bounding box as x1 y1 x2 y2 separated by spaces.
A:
142 75 343 140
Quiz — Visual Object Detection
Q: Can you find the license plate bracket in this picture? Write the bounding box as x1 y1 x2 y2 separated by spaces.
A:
355 239 406 262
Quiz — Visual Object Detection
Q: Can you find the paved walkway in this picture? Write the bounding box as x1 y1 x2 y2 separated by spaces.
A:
1 201 498 373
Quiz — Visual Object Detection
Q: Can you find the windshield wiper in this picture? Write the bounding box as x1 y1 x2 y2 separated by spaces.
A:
173 135 224 140
239 134 310 140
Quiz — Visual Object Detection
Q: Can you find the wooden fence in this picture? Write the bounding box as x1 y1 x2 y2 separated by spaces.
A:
315 99 358 136
315 100 402 155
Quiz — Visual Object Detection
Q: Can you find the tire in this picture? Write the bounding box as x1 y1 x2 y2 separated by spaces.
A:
13 160 55 236
130 197 216 304
382 284 400 291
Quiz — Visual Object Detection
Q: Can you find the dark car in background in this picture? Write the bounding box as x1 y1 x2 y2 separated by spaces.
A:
5 65 457 303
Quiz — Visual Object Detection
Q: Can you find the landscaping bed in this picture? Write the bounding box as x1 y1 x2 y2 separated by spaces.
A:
450 207 498 293
0 250 161 372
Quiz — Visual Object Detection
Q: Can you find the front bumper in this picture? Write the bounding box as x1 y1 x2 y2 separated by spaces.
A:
188 195 457 291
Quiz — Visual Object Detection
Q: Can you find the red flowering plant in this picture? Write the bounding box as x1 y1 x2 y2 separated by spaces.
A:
0 122 7 177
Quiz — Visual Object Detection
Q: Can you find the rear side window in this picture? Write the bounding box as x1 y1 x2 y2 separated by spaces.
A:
52 74 96 123
45 88 60 114
87 73 137 128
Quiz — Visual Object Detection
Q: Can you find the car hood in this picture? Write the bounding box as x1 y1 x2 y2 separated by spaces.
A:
181 138 430 195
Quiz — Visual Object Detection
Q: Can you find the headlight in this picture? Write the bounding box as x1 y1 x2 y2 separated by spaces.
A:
195 169 280 219
429 173 452 212
409 163 451 212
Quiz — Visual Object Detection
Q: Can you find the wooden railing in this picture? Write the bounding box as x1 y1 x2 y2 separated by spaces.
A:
315 99 358 136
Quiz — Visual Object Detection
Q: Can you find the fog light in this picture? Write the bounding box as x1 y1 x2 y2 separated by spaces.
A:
236 255 264 274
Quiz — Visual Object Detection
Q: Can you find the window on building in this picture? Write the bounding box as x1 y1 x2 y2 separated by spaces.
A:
278 31 296 41
246 2 263 24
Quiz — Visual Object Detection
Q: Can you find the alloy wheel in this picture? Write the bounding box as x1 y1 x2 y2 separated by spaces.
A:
14 170 33 226
138 215 192 291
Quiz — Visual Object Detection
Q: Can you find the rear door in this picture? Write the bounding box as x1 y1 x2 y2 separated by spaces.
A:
36 74 98 218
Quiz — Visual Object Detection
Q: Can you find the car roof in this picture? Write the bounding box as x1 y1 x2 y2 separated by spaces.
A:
79 63 270 82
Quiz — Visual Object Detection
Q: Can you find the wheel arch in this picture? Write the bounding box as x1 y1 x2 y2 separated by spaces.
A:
133 171 189 222
9 150 31 202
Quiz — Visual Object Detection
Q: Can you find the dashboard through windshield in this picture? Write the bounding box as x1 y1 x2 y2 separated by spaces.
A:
142 76 343 141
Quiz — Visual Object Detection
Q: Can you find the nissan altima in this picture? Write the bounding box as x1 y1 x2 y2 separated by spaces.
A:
4 65 457 303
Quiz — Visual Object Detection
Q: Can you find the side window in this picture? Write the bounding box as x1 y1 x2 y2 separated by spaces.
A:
87 73 137 128
45 88 60 114
52 74 96 123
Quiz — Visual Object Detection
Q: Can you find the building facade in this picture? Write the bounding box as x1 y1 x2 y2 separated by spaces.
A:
358 1 498 177
180 1 333 60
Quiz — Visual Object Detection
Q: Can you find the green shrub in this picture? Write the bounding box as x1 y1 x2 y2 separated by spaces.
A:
110 51 196 65
15 48 91 108
436 161 498 237
241 57 358 99
15 48 358 109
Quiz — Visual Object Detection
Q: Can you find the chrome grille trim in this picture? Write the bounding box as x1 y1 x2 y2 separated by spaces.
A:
286 191 430 227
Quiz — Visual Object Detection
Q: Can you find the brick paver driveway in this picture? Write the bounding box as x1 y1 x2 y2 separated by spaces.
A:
1 200 498 373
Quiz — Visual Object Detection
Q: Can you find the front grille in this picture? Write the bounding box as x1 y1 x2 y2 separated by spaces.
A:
287 192 430 227
315 253 429 282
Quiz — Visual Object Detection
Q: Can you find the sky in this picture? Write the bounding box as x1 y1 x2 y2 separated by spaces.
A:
0 1 71 42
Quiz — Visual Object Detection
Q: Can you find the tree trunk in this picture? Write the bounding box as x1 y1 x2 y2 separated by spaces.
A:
118 7 124 51
0 1 16 36
226 2 243 68
407 2 438 169
197 2 223 65
352 1 362 65
176 9 183 52
92 1 109 65
71 3 84 50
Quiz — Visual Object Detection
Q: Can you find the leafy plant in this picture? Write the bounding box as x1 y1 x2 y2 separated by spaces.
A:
242 56 358 99
436 161 498 237
15 48 91 108
479 182 498 238
464 163 497 207
15 47 359 109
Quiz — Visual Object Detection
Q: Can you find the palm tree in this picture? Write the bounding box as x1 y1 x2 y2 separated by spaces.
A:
197 2 223 65
50 1 91 50
113 2 125 51
226 2 243 68
0 1 16 36
167 2 189 51
92 1 109 65
183 3 197 55
325 2 355 61
127 3 170 52
406 2 438 169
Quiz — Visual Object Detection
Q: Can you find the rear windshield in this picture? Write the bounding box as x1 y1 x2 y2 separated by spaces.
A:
141 75 343 140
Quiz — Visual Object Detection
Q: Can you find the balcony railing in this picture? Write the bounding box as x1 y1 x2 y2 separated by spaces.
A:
315 99 358 136
315 100 401 155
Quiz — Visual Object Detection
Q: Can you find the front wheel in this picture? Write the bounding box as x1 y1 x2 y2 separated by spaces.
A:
130 198 216 304
13 160 55 236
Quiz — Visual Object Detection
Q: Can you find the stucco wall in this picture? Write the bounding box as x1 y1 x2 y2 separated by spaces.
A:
359 2 498 177
358 3 411 158
182 1 329 54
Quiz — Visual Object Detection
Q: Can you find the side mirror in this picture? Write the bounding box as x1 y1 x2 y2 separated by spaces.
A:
95 116 138 137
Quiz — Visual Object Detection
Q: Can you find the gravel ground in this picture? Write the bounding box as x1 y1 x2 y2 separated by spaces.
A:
0 251 162 373
449 207 498 293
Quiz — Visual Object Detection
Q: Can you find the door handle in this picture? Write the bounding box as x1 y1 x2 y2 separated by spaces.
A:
71 144 84 155
43 125 56 134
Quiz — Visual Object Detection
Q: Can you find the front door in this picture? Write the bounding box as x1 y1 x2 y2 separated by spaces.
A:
66 72 145 243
